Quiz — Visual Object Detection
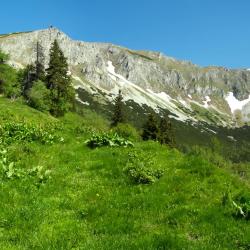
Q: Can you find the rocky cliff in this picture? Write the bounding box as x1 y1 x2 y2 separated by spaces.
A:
1 28 250 126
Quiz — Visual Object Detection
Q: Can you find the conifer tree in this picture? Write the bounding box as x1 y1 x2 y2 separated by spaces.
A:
111 89 125 127
158 116 176 147
142 113 159 141
46 39 74 116
19 64 36 97
34 41 45 81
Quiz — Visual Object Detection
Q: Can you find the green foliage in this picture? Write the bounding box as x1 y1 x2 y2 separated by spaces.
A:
0 97 249 249
222 190 250 220
85 132 134 148
18 64 37 97
124 150 164 184
0 148 22 179
111 89 125 127
158 116 176 147
142 113 159 141
111 123 140 141
34 41 46 82
18 43 45 100
27 80 51 112
0 50 21 98
210 136 222 154
0 121 62 145
232 192 250 220
0 147 51 185
26 165 52 186
179 154 215 178
189 145 228 168
46 39 75 117
0 50 9 63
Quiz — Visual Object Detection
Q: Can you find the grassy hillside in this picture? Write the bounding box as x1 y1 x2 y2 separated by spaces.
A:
0 97 249 249
77 88 250 162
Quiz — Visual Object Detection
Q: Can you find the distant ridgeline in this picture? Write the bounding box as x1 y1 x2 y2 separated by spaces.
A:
0 28 250 161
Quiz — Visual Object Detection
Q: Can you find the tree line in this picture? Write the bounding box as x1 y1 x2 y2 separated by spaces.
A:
111 89 176 147
0 39 74 117
0 41 175 147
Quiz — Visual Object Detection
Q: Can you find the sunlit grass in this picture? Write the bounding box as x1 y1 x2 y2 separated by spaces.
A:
0 97 249 249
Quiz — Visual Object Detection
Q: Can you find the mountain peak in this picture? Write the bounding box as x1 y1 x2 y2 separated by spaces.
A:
1 28 250 127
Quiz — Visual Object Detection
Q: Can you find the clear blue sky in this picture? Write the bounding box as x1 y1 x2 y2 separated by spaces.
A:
1 0 250 68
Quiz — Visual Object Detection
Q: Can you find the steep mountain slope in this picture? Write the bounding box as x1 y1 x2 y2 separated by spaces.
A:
1 28 250 127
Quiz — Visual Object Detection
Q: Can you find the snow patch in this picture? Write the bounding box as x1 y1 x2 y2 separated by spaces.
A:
206 128 217 134
75 94 90 106
225 92 250 113
106 61 197 122
227 136 237 142
203 96 211 108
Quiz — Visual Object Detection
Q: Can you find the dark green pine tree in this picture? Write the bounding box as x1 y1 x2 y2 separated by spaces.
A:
158 116 176 147
111 89 125 127
142 113 159 141
46 39 75 117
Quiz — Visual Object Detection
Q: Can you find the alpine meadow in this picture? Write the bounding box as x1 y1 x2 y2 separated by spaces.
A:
0 1 250 249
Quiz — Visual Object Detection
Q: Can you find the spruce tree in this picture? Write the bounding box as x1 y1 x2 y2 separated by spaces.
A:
111 89 124 127
46 39 74 116
158 116 176 147
142 113 159 141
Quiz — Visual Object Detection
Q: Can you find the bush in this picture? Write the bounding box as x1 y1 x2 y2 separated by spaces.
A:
27 80 51 112
0 65 21 99
222 190 250 220
232 193 250 220
0 122 63 145
0 147 51 185
124 150 164 184
111 123 140 141
124 163 164 184
85 132 134 149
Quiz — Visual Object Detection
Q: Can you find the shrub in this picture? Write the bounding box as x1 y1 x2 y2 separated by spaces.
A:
124 163 164 184
232 193 250 220
27 80 51 112
222 190 250 220
85 132 134 149
0 65 21 99
124 150 164 184
0 147 23 179
111 123 140 141
0 122 63 145
0 147 51 185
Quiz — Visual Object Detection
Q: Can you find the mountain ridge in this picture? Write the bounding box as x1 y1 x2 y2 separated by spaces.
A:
1 27 250 127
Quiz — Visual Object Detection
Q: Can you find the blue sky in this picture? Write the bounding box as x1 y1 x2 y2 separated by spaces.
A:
1 0 250 68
